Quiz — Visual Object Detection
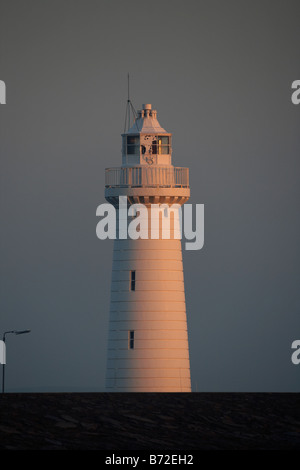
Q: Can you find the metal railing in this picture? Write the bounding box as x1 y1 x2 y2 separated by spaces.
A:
105 167 189 188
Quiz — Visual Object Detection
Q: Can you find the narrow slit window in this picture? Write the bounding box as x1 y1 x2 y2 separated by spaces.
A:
130 270 136 291
129 330 135 349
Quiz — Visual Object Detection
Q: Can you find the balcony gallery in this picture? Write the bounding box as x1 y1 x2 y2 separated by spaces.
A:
105 166 189 188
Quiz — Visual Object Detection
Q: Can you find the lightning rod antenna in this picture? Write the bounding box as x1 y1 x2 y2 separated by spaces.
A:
128 73 130 102
124 73 139 133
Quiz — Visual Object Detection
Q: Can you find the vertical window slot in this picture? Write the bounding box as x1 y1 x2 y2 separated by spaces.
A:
129 330 135 349
130 270 136 291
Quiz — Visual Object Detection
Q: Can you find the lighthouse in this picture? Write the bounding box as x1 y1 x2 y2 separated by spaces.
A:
104 103 191 391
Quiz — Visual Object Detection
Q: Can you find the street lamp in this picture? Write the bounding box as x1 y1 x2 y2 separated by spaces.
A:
2 330 31 393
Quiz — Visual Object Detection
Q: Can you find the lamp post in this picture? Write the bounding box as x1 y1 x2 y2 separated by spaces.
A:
2 330 31 393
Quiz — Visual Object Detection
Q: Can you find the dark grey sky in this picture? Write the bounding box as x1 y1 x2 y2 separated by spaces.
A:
0 0 299 391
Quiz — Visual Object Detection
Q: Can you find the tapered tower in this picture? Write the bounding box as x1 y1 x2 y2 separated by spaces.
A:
105 103 191 391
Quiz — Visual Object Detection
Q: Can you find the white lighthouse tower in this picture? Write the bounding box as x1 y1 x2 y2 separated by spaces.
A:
105 103 191 392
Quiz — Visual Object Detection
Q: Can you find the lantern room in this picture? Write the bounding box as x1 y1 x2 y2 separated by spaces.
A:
122 104 172 167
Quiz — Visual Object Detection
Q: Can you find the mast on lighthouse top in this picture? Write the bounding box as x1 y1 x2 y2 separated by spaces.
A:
122 104 172 167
